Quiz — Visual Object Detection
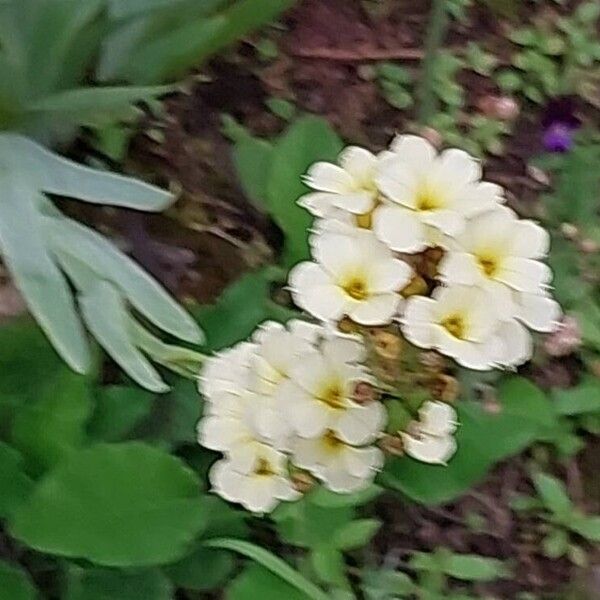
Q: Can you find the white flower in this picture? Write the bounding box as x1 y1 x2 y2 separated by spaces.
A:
198 341 254 403
513 290 561 333
402 285 516 370
438 206 555 322
289 229 413 325
282 335 386 444
292 430 384 493
248 320 321 446
299 146 381 218
402 401 458 465
373 135 505 252
210 445 300 513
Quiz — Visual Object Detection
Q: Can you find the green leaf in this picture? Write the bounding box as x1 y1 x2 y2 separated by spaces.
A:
443 554 509 581
266 97 296 121
46 215 202 344
11 368 93 474
361 568 415 599
228 565 307 600
10 443 207 567
79 281 169 393
0 175 90 374
382 377 554 504
202 538 329 600
570 515 600 542
532 473 573 519
65 567 172 600
5 135 173 212
87 386 155 443
309 485 382 508
266 116 343 267
0 561 37 600
28 85 173 128
496 69 521 92
165 546 234 591
553 378 600 415
233 133 275 204
0 443 32 519
195 268 295 351
310 545 347 588
542 528 569 558
333 519 381 550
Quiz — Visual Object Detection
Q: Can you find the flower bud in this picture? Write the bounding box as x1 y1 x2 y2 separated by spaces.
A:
291 471 316 494
543 315 582 357
430 374 460 403
579 238 599 254
560 222 579 240
477 95 520 121
378 434 404 456
352 381 379 405
371 329 403 360
401 274 428 298
418 127 443 149
418 351 447 373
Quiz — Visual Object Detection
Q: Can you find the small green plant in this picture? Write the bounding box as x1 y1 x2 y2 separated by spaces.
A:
495 1 600 103
511 473 600 566
375 62 414 110
362 548 509 599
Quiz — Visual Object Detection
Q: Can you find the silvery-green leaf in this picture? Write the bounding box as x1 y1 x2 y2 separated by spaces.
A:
0 134 173 211
129 319 204 379
0 177 90 373
44 214 203 344
79 280 168 393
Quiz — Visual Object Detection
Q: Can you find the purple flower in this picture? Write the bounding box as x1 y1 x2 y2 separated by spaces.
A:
541 97 580 153
543 122 575 152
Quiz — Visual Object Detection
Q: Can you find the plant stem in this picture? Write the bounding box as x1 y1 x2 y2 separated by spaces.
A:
417 0 450 125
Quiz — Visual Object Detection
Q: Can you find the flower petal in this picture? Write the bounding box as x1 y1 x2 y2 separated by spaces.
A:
510 220 550 259
297 192 338 217
335 402 387 445
373 205 428 252
288 261 348 321
348 293 400 325
389 135 437 173
496 319 533 367
438 251 481 286
339 146 377 182
497 257 553 293
420 208 465 237
402 432 457 465
402 296 436 348
369 258 413 293
304 162 354 193
515 291 561 332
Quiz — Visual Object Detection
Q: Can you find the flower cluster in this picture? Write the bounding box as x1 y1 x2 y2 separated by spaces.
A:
196 134 561 514
290 135 561 370
198 321 387 513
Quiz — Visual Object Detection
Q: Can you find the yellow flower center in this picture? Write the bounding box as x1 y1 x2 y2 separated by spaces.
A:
319 382 346 409
254 458 275 477
441 314 466 339
415 183 444 212
342 276 368 301
476 253 500 278
321 429 345 453
355 210 373 229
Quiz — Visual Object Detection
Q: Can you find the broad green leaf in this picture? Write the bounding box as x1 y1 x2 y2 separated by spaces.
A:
553 378 600 415
121 0 294 83
28 85 172 127
195 268 296 351
233 133 274 203
46 215 202 344
0 443 33 519
65 567 172 600
361 568 415 599
227 565 307 600
165 547 235 591
87 386 156 443
573 299 600 351
570 515 600 542
382 377 554 504
333 519 381 550
0 561 37 600
0 176 90 373
443 554 509 581
532 473 573 518
1 135 173 212
9 443 207 567
309 485 383 508
202 539 329 600
266 116 343 267
11 368 93 474
79 281 169 393
542 529 569 558
310 545 347 587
